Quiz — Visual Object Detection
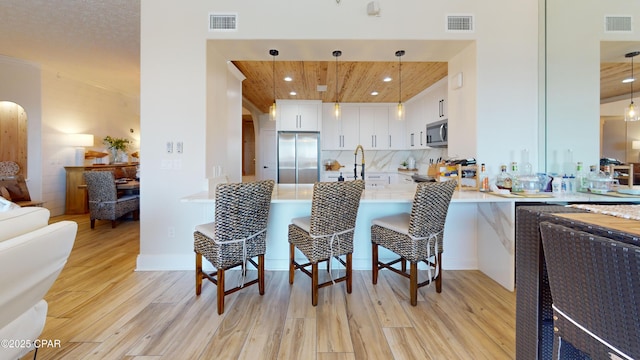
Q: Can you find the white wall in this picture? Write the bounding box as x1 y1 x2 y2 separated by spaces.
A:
448 42 478 163
138 0 540 270
40 71 140 215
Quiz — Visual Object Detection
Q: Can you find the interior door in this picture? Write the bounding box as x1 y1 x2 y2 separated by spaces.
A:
260 128 277 181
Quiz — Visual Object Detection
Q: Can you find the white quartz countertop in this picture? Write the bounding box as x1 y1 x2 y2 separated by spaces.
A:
181 183 640 204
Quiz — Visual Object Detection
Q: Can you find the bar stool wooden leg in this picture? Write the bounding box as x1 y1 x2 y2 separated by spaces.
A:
289 243 295 284
436 253 442 293
217 268 225 315
195 252 203 295
258 254 265 295
312 263 319 306
410 262 418 306
346 253 352 294
372 243 379 284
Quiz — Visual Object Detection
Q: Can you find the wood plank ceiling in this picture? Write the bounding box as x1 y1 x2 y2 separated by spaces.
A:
235 60 636 114
233 60 448 114
601 62 636 103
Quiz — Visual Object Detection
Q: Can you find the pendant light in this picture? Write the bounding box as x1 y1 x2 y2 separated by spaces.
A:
269 49 279 121
395 50 405 121
625 51 640 122
333 50 342 119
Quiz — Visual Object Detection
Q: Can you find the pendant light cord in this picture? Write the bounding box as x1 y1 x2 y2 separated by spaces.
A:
632 55 635 103
333 50 341 104
626 51 640 106
395 50 405 105
399 55 402 103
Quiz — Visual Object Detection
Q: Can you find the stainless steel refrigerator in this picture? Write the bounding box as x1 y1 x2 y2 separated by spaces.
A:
277 132 320 184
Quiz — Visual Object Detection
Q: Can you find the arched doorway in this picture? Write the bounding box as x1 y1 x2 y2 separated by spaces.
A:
0 101 28 177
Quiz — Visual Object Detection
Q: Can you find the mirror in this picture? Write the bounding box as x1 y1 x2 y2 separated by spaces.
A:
544 2 640 175
600 42 640 165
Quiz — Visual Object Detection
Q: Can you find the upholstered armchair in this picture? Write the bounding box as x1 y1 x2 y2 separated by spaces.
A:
83 171 139 229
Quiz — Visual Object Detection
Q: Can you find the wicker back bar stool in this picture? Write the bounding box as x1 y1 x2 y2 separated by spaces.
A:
288 180 365 306
371 180 456 306
539 222 640 360
193 180 274 315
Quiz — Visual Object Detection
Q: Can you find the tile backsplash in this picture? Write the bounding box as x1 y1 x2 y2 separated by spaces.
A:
322 149 447 174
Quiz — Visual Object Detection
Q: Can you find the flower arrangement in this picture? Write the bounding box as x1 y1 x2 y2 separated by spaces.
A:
103 136 130 152
103 136 130 163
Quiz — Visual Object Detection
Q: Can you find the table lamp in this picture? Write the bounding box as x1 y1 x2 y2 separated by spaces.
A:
68 134 94 166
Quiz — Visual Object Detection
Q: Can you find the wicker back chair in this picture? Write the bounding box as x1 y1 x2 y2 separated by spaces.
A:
83 171 139 229
194 180 274 315
288 180 365 306
539 222 640 360
371 180 456 306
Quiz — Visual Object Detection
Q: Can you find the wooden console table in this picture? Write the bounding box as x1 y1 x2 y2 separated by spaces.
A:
64 164 138 214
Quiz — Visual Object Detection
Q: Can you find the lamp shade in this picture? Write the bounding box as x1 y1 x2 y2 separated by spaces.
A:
68 134 94 147
632 140 640 150
67 134 94 166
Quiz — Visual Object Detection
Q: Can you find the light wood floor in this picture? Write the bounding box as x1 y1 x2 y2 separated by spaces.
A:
25 214 516 360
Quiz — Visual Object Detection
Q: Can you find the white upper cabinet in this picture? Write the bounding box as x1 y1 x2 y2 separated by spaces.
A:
359 106 389 150
406 95 428 149
406 76 447 149
321 104 359 150
321 103 406 150
432 78 448 121
277 100 322 131
387 105 406 150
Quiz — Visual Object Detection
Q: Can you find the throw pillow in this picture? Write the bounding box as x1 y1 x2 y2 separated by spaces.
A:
0 196 20 212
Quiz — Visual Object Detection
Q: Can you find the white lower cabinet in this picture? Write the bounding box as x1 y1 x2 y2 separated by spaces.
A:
396 172 415 184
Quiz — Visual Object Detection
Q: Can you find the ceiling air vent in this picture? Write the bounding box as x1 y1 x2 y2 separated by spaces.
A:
605 16 632 32
209 13 238 32
447 15 474 32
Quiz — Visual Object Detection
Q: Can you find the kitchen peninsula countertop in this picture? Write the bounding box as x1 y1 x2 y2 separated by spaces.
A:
181 183 630 204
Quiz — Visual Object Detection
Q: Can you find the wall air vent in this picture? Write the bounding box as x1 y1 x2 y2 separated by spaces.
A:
447 15 474 32
209 13 238 31
605 16 632 32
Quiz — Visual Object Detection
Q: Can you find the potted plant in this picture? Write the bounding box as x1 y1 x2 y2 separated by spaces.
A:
103 136 130 163
400 161 408 170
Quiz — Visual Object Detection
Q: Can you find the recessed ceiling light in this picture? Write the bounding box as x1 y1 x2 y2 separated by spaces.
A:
284 76 293 82
383 77 392 82
623 77 635 83
371 91 379 96
289 91 297 96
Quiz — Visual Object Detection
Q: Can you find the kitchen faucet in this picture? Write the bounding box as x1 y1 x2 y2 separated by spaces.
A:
354 145 365 180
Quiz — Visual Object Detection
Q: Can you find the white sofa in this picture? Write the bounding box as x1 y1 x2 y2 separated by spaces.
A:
0 206 77 360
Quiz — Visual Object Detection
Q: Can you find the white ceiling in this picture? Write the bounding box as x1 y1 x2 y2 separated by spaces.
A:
0 1 638 104
0 0 140 98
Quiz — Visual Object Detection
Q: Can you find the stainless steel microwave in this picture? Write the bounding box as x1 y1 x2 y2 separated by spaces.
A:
426 119 448 147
